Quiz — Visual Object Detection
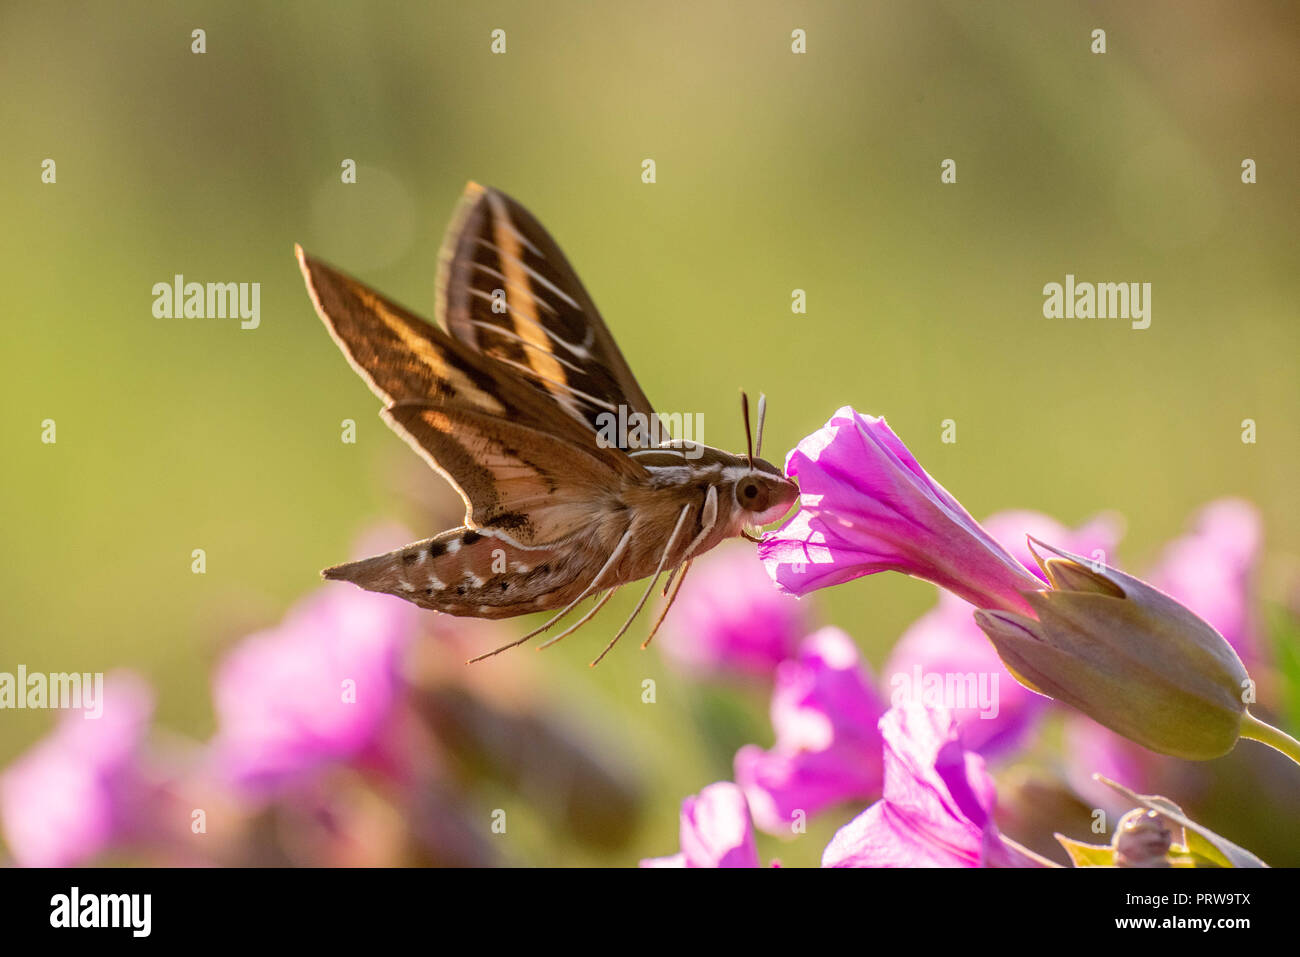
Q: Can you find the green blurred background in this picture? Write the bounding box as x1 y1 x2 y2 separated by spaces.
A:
2 1 1297 866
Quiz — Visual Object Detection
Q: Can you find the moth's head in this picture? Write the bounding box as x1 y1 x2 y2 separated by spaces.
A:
731 391 800 525
731 458 800 524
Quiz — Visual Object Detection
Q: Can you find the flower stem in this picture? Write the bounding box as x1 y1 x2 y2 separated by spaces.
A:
1241 711 1300 767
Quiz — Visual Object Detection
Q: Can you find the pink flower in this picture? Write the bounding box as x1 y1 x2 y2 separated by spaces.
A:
759 408 1042 615
822 703 1044 867
0 672 153 867
1148 499 1262 667
657 543 806 679
210 584 418 793
641 782 761 867
735 627 886 833
1062 714 1164 812
883 599 1039 759
883 511 1122 758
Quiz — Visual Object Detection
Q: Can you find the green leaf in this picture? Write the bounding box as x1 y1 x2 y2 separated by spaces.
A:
1054 834 1115 867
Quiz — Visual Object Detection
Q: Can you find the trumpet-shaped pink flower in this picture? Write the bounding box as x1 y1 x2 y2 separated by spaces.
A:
822 702 1043 867
759 408 1042 615
735 627 886 833
210 584 418 793
641 782 761 867
0 672 153 867
657 543 806 678
883 511 1122 758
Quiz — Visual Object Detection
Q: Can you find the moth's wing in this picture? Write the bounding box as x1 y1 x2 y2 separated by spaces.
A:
437 183 659 447
382 401 633 544
299 246 574 436
323 526 582 619
297 243 647 488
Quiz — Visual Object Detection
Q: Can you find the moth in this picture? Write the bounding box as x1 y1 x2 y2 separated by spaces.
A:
296 183 799 664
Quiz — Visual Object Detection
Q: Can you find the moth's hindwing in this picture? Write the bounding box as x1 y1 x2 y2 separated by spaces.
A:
383 401 635 544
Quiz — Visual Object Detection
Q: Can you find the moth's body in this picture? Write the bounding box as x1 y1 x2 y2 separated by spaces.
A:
328 443 792 619
298 182 798 661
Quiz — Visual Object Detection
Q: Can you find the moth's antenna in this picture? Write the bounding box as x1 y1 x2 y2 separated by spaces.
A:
740 390 755 469
755 393 768 459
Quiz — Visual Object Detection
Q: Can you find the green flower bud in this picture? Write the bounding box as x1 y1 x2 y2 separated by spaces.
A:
973 538 1250 760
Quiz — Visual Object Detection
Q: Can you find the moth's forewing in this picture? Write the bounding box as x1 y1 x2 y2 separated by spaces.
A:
297 245 644 460
438 183 658 444
298 245 505 412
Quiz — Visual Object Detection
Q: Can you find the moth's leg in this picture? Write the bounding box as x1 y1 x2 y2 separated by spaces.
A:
661 564 679 596
681 485 719 557
466 527 634 663
590 503 692 667
641 557 693 650
536 586 620 650
637 483 714 650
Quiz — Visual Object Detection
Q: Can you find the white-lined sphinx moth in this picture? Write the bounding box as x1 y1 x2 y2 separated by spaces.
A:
296 183 798 664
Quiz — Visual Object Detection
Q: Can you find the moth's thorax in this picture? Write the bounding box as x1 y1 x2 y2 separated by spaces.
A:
625 442 798 536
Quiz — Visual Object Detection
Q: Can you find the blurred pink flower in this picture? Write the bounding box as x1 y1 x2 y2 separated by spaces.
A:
641 782 760 867
0 672 153 867
657 543 806 679
210 584 418 793
1148 498 1262 667
883 511 1122 758
735 627 886 834
1062 714 1161 812
822 702 1044 868
884 599 1038 759
759 408 1041 614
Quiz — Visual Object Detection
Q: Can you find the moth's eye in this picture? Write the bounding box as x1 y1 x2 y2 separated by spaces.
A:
738 481 769 512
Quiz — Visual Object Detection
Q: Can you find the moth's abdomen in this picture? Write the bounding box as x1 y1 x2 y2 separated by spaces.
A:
322 526 581 619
